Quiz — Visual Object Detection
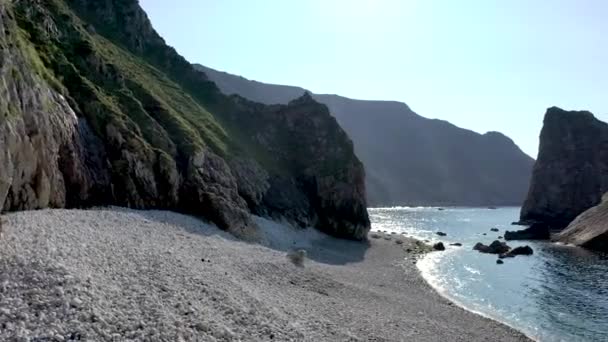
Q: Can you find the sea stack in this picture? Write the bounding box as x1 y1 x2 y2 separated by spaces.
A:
520 107 608 229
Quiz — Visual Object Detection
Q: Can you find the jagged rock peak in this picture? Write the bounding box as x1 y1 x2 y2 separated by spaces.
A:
520 107 608 228
0 0 370 241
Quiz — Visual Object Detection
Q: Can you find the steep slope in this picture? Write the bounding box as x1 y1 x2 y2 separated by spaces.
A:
196 64 535 207
520 107 608 228
0 0 369 240
554 192 608 251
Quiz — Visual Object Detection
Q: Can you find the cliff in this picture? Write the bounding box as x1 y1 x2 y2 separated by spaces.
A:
0 0 369 240
520 107 608 228
195 64 535 207
554 193 608 251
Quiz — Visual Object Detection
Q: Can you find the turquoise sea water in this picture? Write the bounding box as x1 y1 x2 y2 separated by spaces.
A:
369 207 608 342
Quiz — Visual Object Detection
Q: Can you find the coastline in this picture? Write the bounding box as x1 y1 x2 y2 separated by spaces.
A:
417 250 538 342
0 208 531 341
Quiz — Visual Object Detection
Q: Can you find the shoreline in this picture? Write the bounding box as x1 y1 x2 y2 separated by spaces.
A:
416 250 538 342
0 208 531 341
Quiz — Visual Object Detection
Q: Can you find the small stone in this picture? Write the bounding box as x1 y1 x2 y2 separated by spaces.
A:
395 239 404 245
371 233 381 239
490 228 499 232
496 259 504 264
436 232 447 236
71 298 83 307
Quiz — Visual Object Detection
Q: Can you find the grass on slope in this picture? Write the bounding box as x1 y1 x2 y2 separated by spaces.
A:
13 0 229 159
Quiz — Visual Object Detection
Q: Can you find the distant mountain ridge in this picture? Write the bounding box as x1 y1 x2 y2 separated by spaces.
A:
196 64 535 206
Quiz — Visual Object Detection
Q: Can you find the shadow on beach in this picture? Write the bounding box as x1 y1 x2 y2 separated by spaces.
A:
107 207 370 266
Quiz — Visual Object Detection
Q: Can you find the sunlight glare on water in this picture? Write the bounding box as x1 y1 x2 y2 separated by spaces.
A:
369 207 608 342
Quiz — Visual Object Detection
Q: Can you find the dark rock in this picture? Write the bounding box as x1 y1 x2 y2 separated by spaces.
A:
504 223 550 241
449 243 462 246
490 228 499 232
488 206 497 210
500 246 533 258
0 1 371 241
482 233 487 236
436 232 447 236
433 242 445 251
473 240 510 254
437 208 445 211
498 236 503 239
520 107 608 229
496 259 504 264
554 193 608 251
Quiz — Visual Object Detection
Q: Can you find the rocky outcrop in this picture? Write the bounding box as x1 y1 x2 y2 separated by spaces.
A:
553 193 608 251
520 107 608 228
499 246 533 258
195 64 535 207
504 223 550 241
473 241 510 254
0 3 110 212
0 0 370 240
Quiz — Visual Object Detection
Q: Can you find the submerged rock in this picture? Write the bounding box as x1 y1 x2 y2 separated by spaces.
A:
473 240 510 254
490 228 499 232
504 223 550 241
436 232 447 236
500 246 533 258
496 259 504 264
449 243 462 247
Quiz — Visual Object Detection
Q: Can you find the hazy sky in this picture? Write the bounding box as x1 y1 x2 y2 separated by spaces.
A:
139 0 607 158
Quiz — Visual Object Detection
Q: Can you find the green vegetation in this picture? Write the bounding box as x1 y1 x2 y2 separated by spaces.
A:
12 0 229 161
8 0 356 181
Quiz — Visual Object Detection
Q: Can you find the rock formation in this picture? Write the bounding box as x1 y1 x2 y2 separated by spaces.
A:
499 246 533 258
0 0 370 240
195 65 535 207
554 193 608 251
504 224 550 241
473 241 510 254
520 107 608 228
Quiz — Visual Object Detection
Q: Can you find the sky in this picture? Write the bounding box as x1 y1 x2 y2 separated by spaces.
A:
139 0 608 158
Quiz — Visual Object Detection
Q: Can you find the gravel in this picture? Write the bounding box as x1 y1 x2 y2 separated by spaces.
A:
0 208 531 341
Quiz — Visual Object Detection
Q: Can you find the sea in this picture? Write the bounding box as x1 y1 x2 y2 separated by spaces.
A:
369 207 608 342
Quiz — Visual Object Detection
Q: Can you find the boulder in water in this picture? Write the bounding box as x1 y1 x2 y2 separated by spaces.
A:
490 228 499 232
433 242 445 251
496 259 504 264
473 240 510 254
499 246 533 258
449 243 462 247
436 232 447 236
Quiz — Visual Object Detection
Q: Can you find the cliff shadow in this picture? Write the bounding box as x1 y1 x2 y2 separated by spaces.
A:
126 208 370 265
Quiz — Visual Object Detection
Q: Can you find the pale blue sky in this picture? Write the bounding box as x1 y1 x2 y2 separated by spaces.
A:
139 0 607 157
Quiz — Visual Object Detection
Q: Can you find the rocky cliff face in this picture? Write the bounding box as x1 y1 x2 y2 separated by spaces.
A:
554 192 608 251
0 0 369 240
520 107 608 228
196 64 535 207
